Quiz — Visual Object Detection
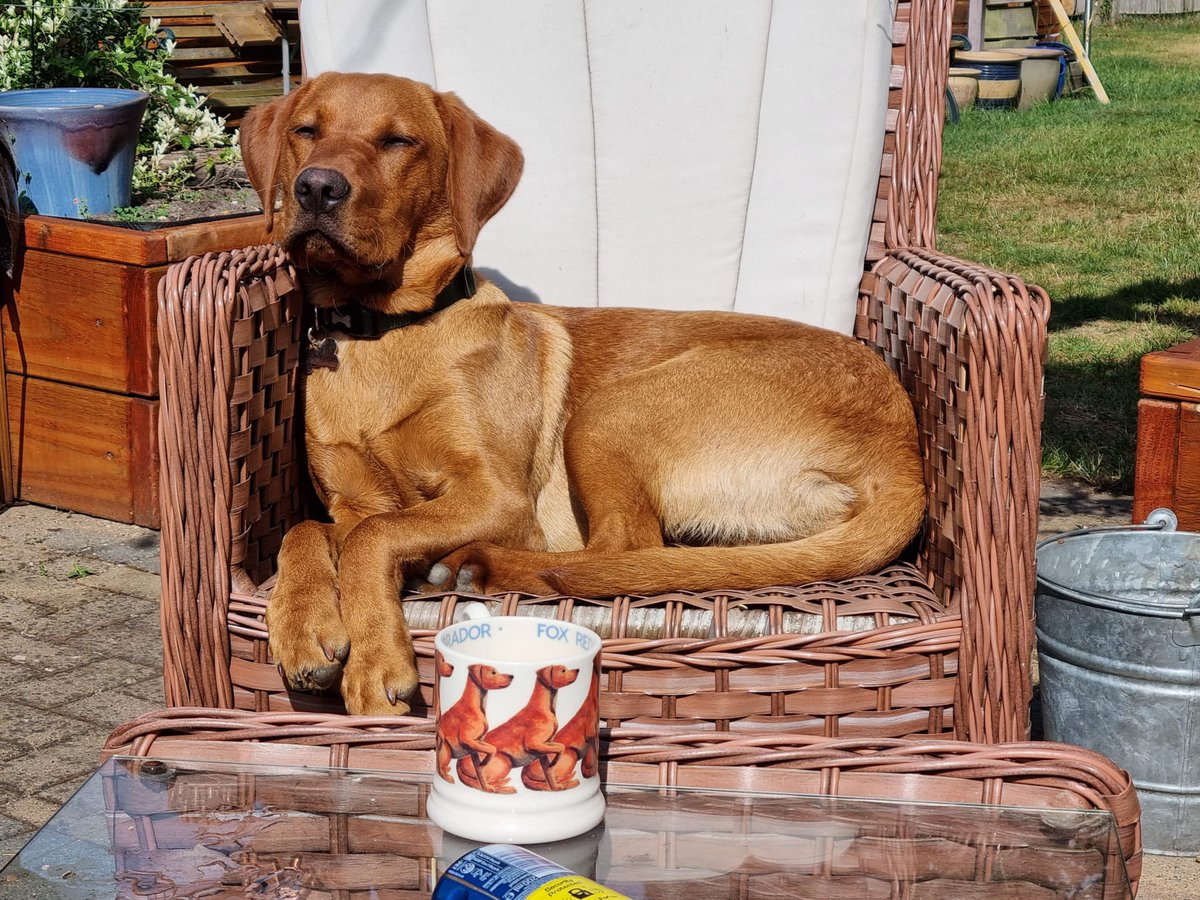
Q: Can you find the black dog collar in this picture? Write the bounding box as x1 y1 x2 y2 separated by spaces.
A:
305 266 476 372
313 265 476 338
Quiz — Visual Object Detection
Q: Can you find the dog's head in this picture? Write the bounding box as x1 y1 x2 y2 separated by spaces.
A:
241 72 523 287
469 663 515 691
537 664 580 690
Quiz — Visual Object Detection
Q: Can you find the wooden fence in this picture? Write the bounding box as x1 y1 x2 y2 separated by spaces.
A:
1113 0 1200 12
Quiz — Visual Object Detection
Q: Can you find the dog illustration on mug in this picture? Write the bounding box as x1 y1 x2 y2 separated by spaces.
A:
436 660 515 784
522 658 600 791
453 664 580 794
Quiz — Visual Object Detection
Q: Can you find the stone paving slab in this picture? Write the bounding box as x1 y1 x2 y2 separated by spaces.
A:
0 491 1194 897
0 505 164 873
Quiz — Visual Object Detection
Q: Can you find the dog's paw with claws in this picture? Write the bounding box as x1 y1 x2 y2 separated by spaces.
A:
266 583 350 692
341 646 420 716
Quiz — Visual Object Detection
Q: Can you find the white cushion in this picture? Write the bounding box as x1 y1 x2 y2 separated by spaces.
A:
299 0 893 333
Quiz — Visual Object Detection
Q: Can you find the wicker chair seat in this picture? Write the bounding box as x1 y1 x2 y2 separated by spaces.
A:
220 563 959 736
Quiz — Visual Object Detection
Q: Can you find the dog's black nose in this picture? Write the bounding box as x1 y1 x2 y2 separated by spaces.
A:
294 167 351 214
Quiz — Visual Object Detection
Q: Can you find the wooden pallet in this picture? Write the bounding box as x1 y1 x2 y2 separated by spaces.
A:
204 76 302 115
143 1 299 125
953 1 1085 44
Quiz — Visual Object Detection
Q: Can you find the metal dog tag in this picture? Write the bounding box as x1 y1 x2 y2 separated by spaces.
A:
305 328 339 373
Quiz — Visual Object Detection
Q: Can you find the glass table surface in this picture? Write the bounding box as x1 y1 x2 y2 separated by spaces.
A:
0 756 1131 899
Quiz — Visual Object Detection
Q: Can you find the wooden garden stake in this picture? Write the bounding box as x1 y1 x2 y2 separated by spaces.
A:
1047 0 1110 104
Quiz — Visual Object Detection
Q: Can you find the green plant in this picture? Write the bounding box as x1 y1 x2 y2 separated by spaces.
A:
208 143 242 171
132 152 192 199
0 0 233 199
66 562 95 579
108 201 168 222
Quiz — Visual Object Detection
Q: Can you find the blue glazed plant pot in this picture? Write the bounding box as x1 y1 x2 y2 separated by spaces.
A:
0 88 149 219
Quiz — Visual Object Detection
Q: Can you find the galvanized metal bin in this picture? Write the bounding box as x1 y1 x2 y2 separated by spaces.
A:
1036 509 1200 855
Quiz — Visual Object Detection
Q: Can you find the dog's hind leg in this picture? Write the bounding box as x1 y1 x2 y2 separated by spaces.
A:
425 409 670 593
533 755 562 791
267 521 351 691
562 407 667 553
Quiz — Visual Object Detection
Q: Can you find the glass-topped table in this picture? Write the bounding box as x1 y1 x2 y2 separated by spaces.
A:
0 756 1131 898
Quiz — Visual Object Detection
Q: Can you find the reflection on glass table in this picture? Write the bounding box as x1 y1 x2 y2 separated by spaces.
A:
0 756 1131 899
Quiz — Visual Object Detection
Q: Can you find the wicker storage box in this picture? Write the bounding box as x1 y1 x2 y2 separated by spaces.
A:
101 710 1142 898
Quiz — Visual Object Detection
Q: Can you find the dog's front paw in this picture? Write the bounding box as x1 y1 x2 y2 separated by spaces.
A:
341 645 419 716
267 582 350 691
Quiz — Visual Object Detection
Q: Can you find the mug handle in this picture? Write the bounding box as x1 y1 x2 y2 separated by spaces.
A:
461 601 492 621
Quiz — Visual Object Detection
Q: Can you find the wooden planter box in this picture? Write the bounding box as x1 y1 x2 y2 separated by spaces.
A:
1 213 266 527
1135 338 1200 530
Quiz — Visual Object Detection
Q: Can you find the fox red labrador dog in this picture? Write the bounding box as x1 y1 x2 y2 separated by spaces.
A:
242 72 925 716
435 661 513 784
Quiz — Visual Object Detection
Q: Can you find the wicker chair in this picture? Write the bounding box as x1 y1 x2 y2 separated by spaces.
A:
156 0 1049 745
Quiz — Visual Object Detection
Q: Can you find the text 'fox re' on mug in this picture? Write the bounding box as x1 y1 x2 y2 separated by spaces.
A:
429 607 605 844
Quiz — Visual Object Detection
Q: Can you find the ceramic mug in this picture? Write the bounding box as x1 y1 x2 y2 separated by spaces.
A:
429 607 605 844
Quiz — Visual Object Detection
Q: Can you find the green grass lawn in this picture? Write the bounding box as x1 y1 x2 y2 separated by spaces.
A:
938 15 1200 492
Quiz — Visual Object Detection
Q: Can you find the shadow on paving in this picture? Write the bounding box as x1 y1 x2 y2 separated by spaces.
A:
1039 482 1132 523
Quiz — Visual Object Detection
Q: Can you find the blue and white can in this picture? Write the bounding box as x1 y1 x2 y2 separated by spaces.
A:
433 844 631 900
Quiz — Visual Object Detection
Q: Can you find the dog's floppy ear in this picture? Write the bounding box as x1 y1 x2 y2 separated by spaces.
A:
241 89 299 235
432 91 524 258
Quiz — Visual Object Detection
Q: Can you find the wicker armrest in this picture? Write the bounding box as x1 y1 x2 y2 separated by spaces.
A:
857 248 1051 744
158 244 304 708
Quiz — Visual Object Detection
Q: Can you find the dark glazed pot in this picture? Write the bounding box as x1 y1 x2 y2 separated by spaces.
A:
0 88 149 218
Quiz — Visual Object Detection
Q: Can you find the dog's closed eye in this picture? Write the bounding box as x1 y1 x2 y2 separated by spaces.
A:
382 135 417 149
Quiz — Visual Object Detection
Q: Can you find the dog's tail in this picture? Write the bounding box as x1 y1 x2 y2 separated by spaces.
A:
541 474 926 597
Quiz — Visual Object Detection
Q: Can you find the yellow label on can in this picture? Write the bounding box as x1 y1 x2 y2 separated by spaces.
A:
524 875 632 899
